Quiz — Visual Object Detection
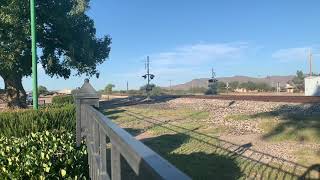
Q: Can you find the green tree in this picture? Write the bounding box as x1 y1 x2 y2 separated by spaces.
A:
38 85 48 95
127 89 142 96
238 81 272 92
292 70 305 91
240 81 256 91
229 81 239 91
104 84 115 94
140 84 155 92
139 84 164 96
150 86 164 96
217 81 226 93
189 87 207 94
0 0 111 107
255 82 272 92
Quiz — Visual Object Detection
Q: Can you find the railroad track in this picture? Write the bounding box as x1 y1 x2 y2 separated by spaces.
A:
181 95 320 103
100 95 320 108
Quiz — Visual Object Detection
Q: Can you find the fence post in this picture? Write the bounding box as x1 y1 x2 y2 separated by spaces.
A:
73 79 100 147
111 144 121 180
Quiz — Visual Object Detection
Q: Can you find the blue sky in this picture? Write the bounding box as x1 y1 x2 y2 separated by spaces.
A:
16 1 320 90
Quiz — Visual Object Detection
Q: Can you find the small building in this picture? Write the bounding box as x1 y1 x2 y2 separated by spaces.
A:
285 84 294 93
57 89 73 95
234 88 258 93
305 76 320 96
234 88 247 93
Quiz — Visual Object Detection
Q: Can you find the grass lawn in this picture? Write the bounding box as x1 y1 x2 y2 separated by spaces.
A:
225 112 320 143
225 111 320 171
104 105 318 180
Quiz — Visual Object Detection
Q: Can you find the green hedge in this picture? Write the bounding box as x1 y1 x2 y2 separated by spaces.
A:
52 95 74 104
0 104 75 138
0 130 88 179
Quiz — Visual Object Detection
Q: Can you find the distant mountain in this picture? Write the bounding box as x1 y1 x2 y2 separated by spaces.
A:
166 75 295 90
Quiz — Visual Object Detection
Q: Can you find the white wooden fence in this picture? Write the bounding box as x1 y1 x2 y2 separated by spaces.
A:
74 79 191 180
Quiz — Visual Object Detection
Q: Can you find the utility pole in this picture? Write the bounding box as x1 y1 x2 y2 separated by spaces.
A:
309 50 313 77
191 81 194 94
168 80 172 95
30 0 38 110
126 81 129 92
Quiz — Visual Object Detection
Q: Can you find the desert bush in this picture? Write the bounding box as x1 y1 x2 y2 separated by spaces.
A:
0 130 88 179
0 104 75 137
52 95 74 104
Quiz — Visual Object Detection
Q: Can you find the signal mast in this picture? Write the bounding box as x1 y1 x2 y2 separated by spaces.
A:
142 56 155 99
208 68 218 84
207 68 218 95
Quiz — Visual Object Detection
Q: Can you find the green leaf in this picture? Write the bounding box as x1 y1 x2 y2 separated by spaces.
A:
60 169 67 177
44 166 50 173
41 152 45 159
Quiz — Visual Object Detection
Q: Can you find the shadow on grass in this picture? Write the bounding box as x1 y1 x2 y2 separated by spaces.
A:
103 132 242 180
253 103 320 142
104 109 126 116
143 133 243 180
119 109 319 179
103 109 126 120
123 128 145 137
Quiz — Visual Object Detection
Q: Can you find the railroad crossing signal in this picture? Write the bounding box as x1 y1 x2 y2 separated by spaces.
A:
208 68 217 84
208 79 218 83
142 56 155 97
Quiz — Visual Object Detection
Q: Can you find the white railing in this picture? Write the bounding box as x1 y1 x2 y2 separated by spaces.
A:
74 79 191 180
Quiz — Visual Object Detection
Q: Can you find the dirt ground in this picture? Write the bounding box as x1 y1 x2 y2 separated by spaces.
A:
103 97 320 179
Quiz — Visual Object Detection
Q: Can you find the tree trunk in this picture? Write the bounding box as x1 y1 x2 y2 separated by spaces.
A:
3 76 27 108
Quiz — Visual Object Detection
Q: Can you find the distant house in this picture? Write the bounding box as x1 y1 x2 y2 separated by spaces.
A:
234 88 247 93
285 84 294 93
305 76 320 96
57 89 72 95
234 88 259 93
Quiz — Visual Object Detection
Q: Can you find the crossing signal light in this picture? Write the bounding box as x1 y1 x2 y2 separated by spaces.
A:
150 74 155 79
142 75 147 79
208 79 218 83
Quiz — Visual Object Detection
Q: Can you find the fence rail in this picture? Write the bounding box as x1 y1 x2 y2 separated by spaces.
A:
74 79 190 180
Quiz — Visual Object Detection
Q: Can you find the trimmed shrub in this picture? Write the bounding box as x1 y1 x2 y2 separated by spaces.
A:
0 130 88 179
0 104 75 138
52 95 74 104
